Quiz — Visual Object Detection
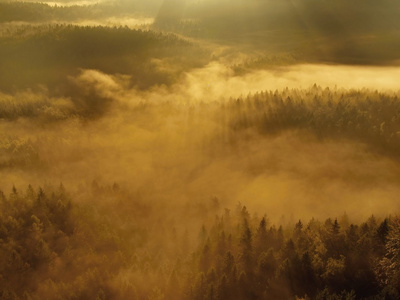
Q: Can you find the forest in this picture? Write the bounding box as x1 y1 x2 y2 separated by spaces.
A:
1 0 400 299
1 183 399 299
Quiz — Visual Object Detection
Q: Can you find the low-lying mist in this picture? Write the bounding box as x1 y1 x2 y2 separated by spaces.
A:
1 0 400 293
2 2 400 295
2 63 400 224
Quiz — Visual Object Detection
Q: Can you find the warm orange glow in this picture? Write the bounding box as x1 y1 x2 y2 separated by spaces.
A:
0 0 399 298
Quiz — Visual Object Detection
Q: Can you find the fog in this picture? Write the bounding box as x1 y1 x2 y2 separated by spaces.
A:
2 64 400 223
3 17 155 28
1 0 400 299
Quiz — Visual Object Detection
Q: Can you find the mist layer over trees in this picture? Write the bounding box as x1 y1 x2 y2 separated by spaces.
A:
1 0 400 299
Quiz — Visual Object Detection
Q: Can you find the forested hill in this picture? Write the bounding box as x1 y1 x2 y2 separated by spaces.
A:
0 24 208 92
0 1 152 23
0 184 399 299
156 0 400 65
226 87 400 158
1 1 400 299
0 2 105 22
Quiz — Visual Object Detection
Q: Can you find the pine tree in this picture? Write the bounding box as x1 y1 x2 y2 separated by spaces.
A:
378 217 400 292
239 218 253 274
255 216 268 257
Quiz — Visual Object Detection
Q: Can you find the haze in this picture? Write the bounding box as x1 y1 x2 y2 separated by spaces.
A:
1 0 400 299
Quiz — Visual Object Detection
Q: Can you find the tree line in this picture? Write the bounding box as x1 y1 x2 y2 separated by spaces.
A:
0 184 399 299
0 24 208 91
225 87 400 158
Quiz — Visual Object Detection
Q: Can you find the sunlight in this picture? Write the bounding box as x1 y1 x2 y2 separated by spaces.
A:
1 0 400 298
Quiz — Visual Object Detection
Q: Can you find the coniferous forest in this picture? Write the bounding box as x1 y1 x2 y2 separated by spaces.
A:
1 0 400 299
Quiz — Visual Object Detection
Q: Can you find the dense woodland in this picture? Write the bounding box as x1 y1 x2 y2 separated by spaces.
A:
1 0 400 299
0 24 208 92
1 89 400 299
2 87 400 162
2 0 400 65
0 184 399 299
226 88 400 157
